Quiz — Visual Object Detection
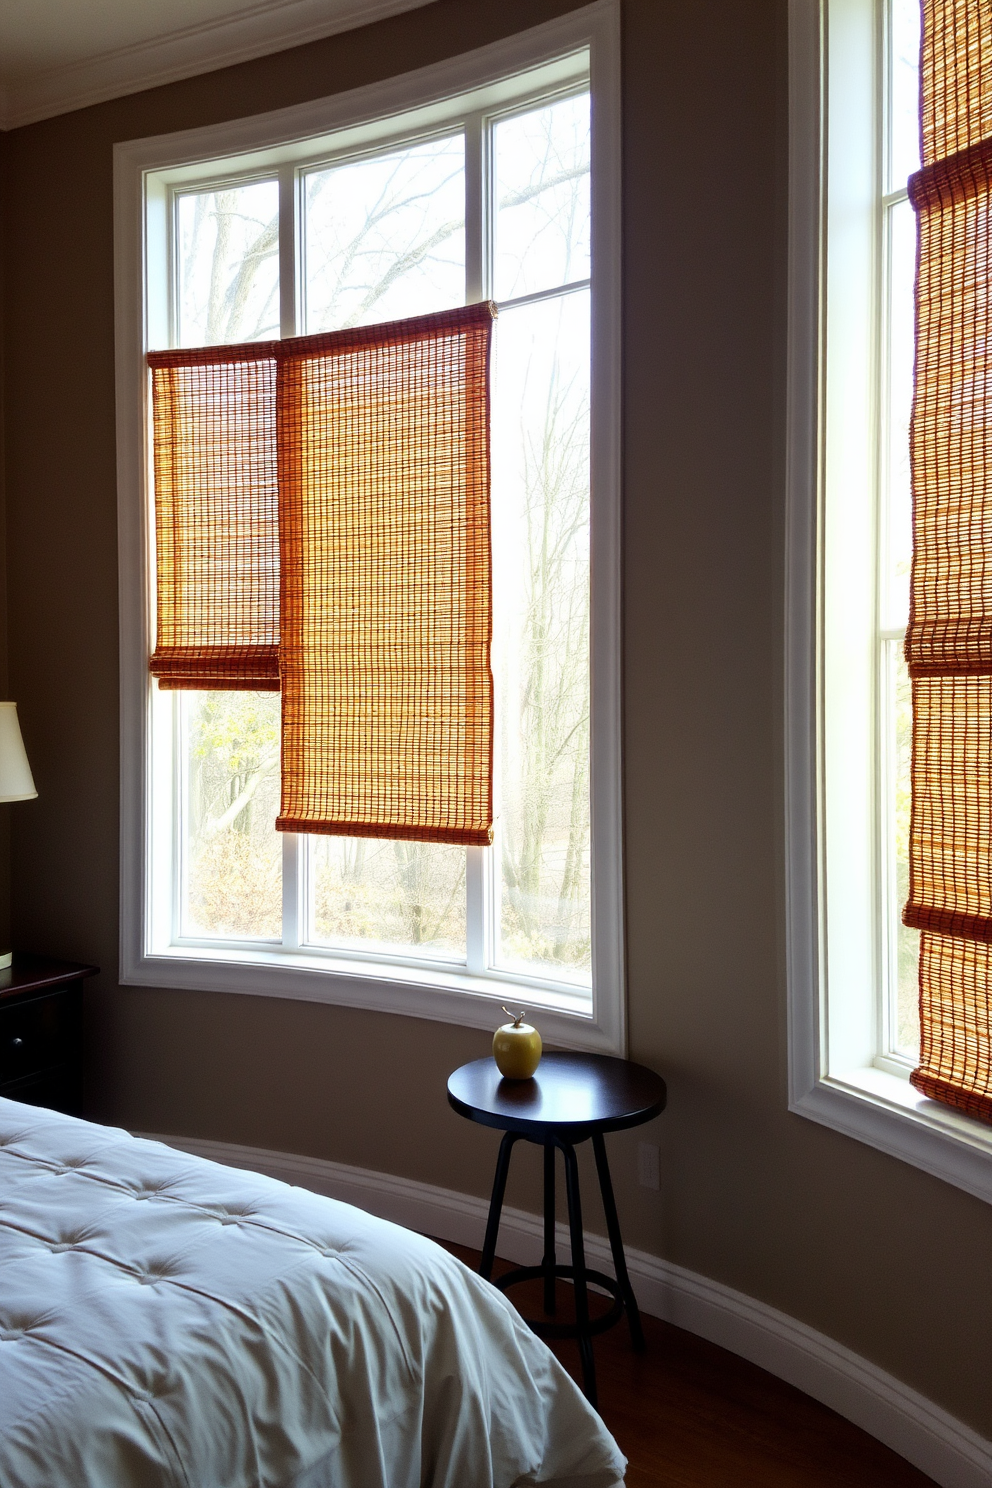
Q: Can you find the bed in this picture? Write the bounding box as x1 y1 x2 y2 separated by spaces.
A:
0 1097 625 1488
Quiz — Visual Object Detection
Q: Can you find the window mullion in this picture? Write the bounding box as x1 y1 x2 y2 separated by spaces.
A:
174 693 186 943
282 833 303 950
465 107 490 971
496 278 591 314
466 847 488 972
165 186 179 349
280 164 299 950
464 111 487 303
878 637 896 1061
279 164 298 338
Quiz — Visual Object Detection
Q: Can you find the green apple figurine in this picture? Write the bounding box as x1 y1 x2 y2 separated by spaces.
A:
493 1007 542 1079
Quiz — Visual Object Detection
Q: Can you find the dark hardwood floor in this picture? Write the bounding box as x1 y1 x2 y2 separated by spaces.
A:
438 1242 937 1488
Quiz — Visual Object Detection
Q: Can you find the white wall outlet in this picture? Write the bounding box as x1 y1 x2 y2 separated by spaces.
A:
637 1141 660 1190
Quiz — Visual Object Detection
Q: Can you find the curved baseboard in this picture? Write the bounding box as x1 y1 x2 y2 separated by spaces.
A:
141 1131 992 1488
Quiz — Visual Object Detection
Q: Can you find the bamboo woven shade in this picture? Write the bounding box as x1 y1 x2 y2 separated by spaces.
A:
914 932 992 1121
919 0 992 167
148 305 496 846
905 0 992 1117
148 344 280 690
904 675 992 942
905 144 992 679
275 304 496 847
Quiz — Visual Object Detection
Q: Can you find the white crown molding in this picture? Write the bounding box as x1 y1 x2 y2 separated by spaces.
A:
143 1131 992 1488
0 0 437 131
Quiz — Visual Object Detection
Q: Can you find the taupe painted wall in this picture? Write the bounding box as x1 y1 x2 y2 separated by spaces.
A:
1 0 989 1439
0 126 8 952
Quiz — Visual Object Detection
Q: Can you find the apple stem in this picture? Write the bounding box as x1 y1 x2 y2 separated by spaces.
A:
501 1005 526 1027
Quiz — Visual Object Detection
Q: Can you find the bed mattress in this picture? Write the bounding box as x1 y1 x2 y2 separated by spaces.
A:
0 1098 625 1487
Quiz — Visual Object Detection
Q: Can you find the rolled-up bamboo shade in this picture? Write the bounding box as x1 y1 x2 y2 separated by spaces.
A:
904 149 992 680
275 304 496 846
904 0 992 1117
904 675 992 942
914 932 992 1122
148 343 281 690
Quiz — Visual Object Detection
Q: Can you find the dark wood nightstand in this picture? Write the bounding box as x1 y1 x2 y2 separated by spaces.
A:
0 956 97 1117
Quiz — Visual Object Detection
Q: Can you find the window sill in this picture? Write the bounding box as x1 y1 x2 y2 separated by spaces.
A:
791 1064 992 1205
121 941 622 1053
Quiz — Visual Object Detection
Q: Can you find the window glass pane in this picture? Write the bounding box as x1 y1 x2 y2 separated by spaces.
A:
308 837 466 959
181 691 281 939
889 0 921 191
303 136 464 333
492 290 591 984
886 644 920 1057
882 197 916 631
883 13 920 1064
176 181 280 347
493 93 590 303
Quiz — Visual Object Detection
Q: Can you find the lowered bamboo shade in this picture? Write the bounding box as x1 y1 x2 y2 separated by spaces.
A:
904 0 992 1118
147 303 495 846
148 343 280 690
918 0 992 167
275 304 496 847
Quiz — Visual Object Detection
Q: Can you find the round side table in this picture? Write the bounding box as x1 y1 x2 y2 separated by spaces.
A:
447 1052 666 1407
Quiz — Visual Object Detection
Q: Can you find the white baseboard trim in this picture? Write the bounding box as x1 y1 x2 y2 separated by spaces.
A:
141 1131 992 1488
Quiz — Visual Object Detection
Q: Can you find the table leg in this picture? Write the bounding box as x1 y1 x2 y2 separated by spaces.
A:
592 1130 645 1351
480 1131 519 1282
560 1137 597 1408
543 1141 556 1316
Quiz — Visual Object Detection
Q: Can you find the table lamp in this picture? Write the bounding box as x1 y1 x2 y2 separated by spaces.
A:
0 702 37 970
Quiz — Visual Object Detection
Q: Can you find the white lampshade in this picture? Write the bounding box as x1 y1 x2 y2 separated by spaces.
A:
0 703 37 803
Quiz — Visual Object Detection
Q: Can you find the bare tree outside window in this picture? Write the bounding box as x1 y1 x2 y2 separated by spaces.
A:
492 95 592 978
493 93 590 301
494 293 591 976
177 179 280 346
303 136 465 333
311 835 466 955
182 690 281 939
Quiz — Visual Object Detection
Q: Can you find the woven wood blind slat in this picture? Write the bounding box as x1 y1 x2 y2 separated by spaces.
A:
905 0 992 1119
275 303 496 848
148 345 281 690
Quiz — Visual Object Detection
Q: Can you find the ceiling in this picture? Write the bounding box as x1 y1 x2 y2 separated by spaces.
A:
0 0 435 129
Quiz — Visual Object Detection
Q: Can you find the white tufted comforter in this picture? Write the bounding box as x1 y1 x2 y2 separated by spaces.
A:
0 1099 625 1488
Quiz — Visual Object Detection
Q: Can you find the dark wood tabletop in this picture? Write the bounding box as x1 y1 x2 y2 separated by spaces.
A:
447 1052 666 1138
0 955 98 1003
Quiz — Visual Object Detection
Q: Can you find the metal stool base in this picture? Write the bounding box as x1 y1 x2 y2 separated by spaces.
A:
493 1264 625 1339
479 1129 646 1409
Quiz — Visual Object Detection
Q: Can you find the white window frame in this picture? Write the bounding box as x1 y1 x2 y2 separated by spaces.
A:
114 1 624 1054
786 0 992 1200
